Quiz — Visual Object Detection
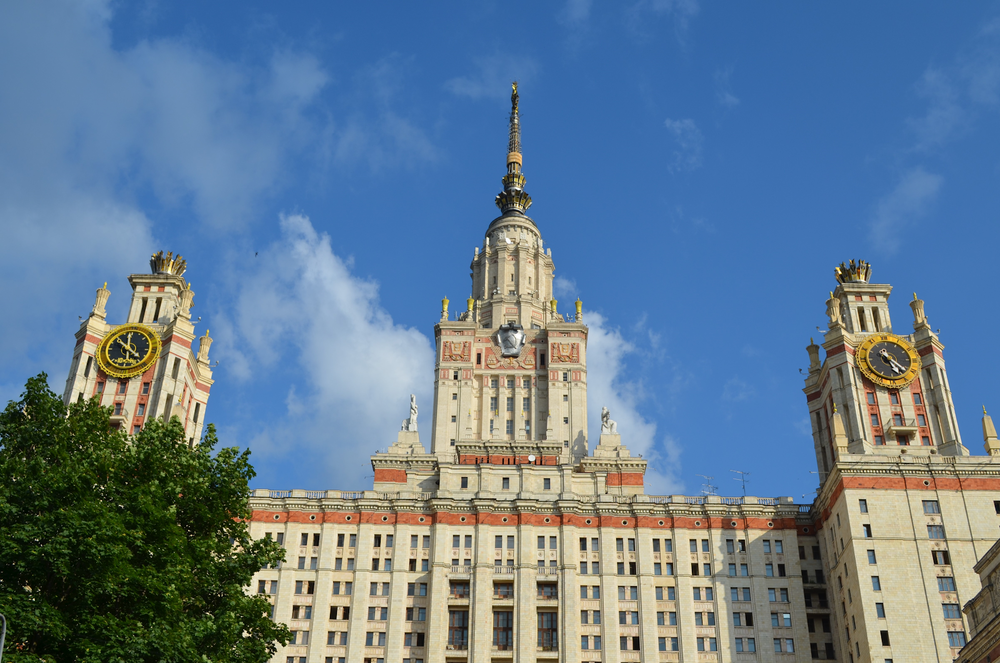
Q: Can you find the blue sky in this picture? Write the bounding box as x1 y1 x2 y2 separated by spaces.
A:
3 1 1000 501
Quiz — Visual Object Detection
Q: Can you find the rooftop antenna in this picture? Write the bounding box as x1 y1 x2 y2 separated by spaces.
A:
731 469 750 498
697 474 717 496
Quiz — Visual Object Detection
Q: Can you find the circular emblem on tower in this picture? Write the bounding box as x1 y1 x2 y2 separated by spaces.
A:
96 323 162 379
497 323 526 358
856 332 920 389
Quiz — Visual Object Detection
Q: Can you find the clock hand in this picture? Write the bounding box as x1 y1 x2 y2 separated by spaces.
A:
116 336 136 358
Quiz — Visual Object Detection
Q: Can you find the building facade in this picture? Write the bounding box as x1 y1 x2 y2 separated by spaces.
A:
64 86 1000 663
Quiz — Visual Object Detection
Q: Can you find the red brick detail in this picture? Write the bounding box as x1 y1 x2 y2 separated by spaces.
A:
606 472 644 486
806 391 822 402
167 335 192 349
75 333 103 348
825 344 855 357
374 468 407 483
918 345 944 357
817 475 1000 528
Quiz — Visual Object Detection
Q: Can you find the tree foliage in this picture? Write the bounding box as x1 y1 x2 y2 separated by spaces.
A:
0 374 289 662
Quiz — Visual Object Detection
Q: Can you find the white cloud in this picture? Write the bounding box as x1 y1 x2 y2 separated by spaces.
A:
907 18 1000 151
722 377 755 402
214 214 436 489
663 118 703 172
626 0 700 46
714 67 741 108
0 1 442 403
869 168 942 253
553 276 578 300
908 68 965 150
586 312 683 494
445 55 539 100
559 0 593 27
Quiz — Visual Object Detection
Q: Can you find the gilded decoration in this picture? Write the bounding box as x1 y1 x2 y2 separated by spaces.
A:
96 323 162 379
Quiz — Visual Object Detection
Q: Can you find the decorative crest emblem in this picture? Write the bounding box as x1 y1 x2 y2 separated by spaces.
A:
497 323 526 358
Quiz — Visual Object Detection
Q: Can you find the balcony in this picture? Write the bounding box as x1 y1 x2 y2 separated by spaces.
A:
110 404 129 425
450 565 472 577
493 565 515 575
885 417 919 440
536 567 559 576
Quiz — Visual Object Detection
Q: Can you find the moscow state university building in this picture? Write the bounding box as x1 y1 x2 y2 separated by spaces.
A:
64 88 1000 663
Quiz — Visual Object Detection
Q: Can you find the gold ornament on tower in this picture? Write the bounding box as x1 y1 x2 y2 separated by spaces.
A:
96 323 162 379
855 332 920 389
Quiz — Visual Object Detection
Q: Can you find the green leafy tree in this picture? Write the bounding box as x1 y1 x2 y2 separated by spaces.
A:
0 374 290 663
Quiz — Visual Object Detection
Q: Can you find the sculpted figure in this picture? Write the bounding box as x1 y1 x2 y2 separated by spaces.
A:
826 291 842 328
401 394 418 432
601 406 618 434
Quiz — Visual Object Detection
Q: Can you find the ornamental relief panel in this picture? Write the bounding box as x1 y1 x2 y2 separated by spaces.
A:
442 341 471 362
550 342 580 363
483 347 536 370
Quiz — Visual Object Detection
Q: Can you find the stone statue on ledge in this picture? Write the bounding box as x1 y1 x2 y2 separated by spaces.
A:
401 394 418 432
601 406 618 434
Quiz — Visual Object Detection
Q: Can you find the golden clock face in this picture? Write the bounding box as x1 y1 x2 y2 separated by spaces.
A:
856 332 920 389
96 324 161 379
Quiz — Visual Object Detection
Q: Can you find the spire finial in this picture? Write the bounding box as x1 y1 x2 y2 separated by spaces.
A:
495 82 532 215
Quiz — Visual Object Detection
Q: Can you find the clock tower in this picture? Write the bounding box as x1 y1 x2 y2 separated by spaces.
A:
804 260 966 482
62 251 214 445
804 261 1000 663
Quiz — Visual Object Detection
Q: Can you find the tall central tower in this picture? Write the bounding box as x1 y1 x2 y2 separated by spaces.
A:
429 83 590 465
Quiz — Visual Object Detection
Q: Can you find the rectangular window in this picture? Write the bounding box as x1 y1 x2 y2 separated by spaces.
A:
863 524 872 538
939 577 956 591
876 602 886 618
538 612 558 651
445 611 469 650
928 525 945 539
741 563 748 576
493 611 513 650
932 550 951 565
859 499 868 512
868 549 877 564
923 500 941 514
948 632 967 648
943 603 961 619
502 477 510 490
872 576 882 590
765 564 773 577
543 477 550 490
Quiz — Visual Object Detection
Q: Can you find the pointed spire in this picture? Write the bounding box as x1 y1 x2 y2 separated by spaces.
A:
495 81 532 215
983 406 1000 456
